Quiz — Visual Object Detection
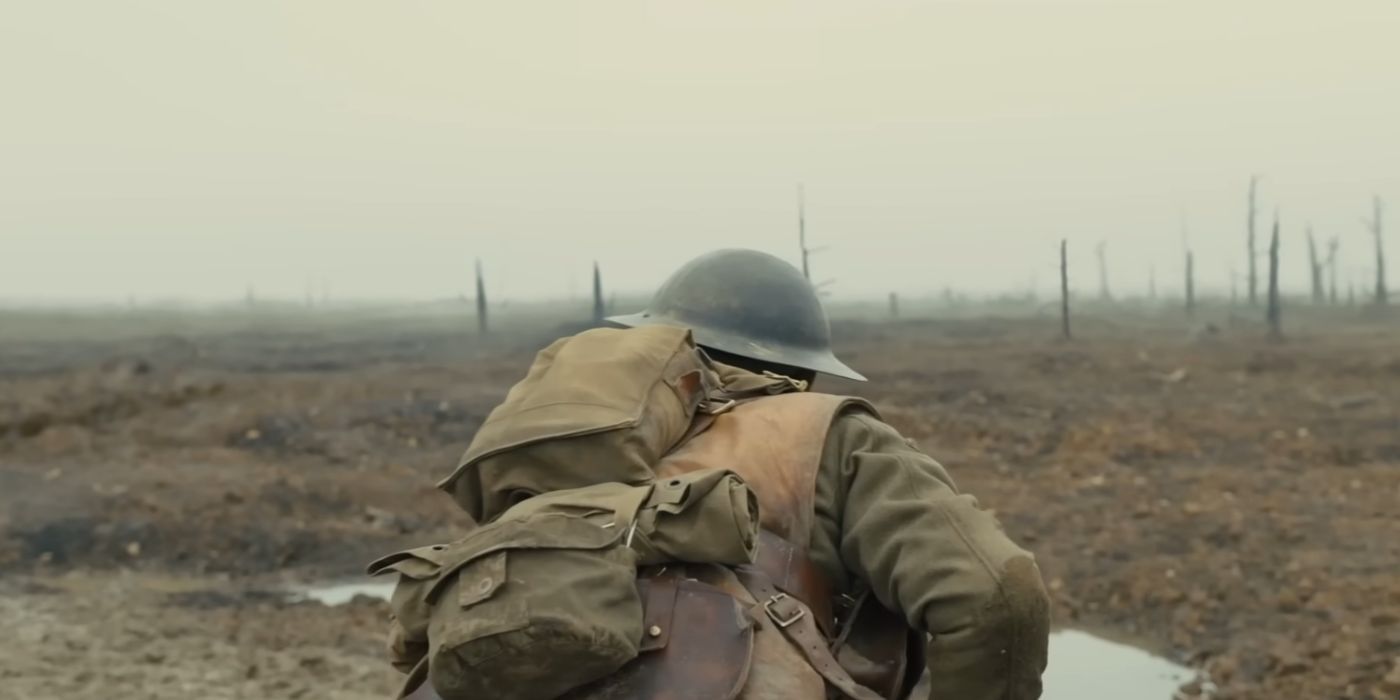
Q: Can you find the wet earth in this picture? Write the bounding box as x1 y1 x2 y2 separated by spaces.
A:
290 579 1200 700
3 307 1400 699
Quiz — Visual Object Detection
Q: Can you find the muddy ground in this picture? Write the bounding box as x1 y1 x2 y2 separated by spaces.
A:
2 305 1399 699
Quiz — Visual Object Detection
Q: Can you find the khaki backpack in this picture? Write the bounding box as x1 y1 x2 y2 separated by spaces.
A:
375 325 857 700
436 325 799 524
369 470 762 700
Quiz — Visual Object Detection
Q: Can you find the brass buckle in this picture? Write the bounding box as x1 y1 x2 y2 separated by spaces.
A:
763 593 806 628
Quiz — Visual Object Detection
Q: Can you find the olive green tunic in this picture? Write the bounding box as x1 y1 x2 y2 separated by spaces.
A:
810 410 1050 700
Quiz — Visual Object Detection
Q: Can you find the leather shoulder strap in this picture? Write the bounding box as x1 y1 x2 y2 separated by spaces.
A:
656 393 917 700
754 529 835 637
656 392 875 548
734 566 885 700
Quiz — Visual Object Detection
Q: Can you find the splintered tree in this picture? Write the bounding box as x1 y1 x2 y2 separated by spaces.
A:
1184 250 1196 316
1060 239 1071 340
592 261 605 323
1267 213 1282 340
1306 226 1324 304
888 292 899 319
1149 265 1157 300
1180 212 1195 314
798 185 809 279
1364 196 1388 305
474 258 489 335
1096 241 1111 301
1326 236 1341 305
795 188 836 293
794 189 836 294
1247 175 1260 306
797 184 827 282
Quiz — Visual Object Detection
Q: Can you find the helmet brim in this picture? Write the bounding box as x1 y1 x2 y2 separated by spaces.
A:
606 312 867 382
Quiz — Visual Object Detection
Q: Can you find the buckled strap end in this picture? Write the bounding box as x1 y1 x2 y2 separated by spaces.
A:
735 567 886 700
762 593 806 629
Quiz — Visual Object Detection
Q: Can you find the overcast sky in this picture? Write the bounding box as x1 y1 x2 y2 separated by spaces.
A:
2 1 1396 304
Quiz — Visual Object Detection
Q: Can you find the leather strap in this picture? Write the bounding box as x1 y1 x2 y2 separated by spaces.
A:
752 530 836 638
734 566 886 700
564 575 756 700
399 659 437 700
831 587 917 700
639 576 678 652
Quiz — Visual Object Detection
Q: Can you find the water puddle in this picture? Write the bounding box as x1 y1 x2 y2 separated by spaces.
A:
296 581 1200 698
1042 629 1196 699
292 580 394 606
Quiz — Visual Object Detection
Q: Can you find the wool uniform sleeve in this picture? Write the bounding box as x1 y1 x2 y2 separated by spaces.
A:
810 410 1050 700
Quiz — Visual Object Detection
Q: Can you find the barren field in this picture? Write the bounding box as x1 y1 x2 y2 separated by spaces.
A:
2 305 1399 699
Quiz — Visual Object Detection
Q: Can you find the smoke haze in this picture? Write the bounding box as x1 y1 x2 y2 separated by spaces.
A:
3 1 1396 304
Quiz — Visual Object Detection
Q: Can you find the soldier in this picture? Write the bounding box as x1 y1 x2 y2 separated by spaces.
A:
603 249 1050 700
401 248 1049 700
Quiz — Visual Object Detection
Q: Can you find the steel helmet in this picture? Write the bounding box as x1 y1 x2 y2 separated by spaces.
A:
607 249 865 381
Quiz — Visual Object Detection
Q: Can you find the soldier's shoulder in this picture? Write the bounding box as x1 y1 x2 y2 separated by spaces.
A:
824 399 904 439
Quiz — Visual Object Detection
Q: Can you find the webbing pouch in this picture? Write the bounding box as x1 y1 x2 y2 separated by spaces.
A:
369 507 645 700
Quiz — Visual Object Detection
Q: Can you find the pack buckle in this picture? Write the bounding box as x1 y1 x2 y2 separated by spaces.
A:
763 593 806 629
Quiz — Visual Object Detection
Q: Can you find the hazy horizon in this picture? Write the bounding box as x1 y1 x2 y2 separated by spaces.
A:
3 1 1396 305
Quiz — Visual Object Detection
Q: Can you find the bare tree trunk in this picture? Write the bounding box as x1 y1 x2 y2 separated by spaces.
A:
794 183 832 287
798 184 810 281
1185 251 1195 316
1248 175 1260 306
1096 241 1111 301
1149 265 1157 300
1327 237 1340 305
888 292 899 319
1307 227 1324 304
1369 196 1388 305
475 258 489 335
1230 266 1238 307
1267 214 1282 340
592 261 605 323
1060 240 1071 340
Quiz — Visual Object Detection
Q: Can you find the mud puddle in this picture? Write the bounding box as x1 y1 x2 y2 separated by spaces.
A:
1043 630 1199 699
294 580 396 606
297 580 1200 699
